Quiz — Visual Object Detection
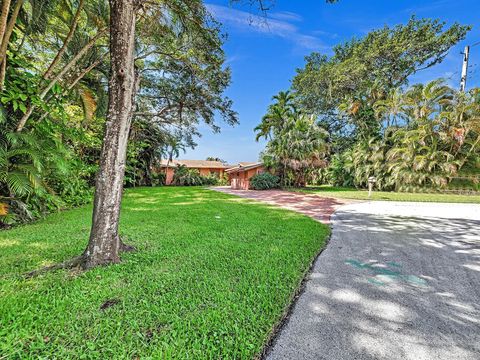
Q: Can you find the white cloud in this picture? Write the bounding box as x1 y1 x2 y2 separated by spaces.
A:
206 4 327 50
312 29 339 39
224 54 246 65
270 11 303 22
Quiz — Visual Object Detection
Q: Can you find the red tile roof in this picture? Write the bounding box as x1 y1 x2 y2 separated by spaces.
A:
225 162 263 173
159 159 230 169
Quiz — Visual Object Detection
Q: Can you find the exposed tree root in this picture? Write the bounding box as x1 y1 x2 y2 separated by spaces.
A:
25 255 86 278
25 238 136 278
119 237 136 253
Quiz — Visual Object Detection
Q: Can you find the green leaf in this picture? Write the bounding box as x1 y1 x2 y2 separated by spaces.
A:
18 103 27 114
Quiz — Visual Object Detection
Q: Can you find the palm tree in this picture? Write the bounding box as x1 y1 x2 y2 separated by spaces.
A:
255 90 297 141
364 80 479 191
373 87 407 128
403 79 452 121
163 135 186 183
262 111 329 187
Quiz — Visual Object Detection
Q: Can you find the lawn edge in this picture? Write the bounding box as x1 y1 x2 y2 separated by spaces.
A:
208 186 334 359
257 225 332 360
285 186 480 204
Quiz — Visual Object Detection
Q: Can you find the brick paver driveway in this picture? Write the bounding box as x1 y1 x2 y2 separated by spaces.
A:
211 187 353 224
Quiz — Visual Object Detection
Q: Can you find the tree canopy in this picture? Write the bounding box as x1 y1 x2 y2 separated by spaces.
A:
293 17 470 142
0 0 237 226
258 16 479 192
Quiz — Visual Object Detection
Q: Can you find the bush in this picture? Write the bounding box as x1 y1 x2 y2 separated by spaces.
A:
172 165 220 186
326 153 354 187
217 173 229 186
201 174 220 186
151 172 166 186
250 173 280 190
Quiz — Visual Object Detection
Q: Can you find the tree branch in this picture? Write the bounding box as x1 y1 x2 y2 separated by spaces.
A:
36 55 106 123
16 28 107 132
43 0 85 80
0 0 23 89
0 0 22 65
0 0 12 51
134 106 173 118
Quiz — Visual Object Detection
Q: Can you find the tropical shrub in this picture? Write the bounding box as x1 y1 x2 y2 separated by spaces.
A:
151 172 166 186
250 173 280 190
333 82 480 191
325 153 354 187
256 91 329 187
216 173 230 186
172 165 220 186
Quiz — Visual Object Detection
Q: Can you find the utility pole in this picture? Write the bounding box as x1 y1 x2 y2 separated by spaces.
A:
460 45 470 92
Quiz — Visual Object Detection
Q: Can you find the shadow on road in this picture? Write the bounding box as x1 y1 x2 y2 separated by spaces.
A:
268 211 480 360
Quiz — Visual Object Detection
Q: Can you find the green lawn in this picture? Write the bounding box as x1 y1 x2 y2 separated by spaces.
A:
0 187 329 359
291 185 480 203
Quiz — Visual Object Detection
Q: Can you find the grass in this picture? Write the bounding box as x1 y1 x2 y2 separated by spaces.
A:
0 187 329 359
291 185 480 203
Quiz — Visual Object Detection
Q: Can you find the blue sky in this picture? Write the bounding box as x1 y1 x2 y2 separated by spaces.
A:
183 0 480 164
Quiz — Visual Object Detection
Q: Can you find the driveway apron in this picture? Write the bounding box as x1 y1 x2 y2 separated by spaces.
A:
266 201 480 360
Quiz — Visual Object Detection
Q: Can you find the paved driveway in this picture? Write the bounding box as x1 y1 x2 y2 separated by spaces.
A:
267 201 480 360
211 187 352 223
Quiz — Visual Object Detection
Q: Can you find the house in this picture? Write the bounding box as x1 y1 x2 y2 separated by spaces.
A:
159 159 230 185
226 162 264 190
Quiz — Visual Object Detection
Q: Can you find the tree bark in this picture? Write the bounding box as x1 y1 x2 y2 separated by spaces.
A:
0 0 12 51
0 0 23 90
83 0 137 269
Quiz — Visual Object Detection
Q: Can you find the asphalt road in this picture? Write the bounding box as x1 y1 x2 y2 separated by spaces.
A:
266 201 480 360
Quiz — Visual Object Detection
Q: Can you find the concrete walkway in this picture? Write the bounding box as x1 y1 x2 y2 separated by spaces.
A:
267 201 480 360
211 187 352 223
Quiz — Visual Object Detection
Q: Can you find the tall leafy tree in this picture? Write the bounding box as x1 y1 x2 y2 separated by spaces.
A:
83 0 238 268
293 17 470 143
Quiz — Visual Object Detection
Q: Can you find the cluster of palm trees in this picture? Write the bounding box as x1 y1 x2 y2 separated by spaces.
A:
256 91 329 187
342 80 480 191
258 80 479 192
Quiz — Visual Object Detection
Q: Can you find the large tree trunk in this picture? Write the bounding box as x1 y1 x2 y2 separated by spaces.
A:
83 0 137 269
